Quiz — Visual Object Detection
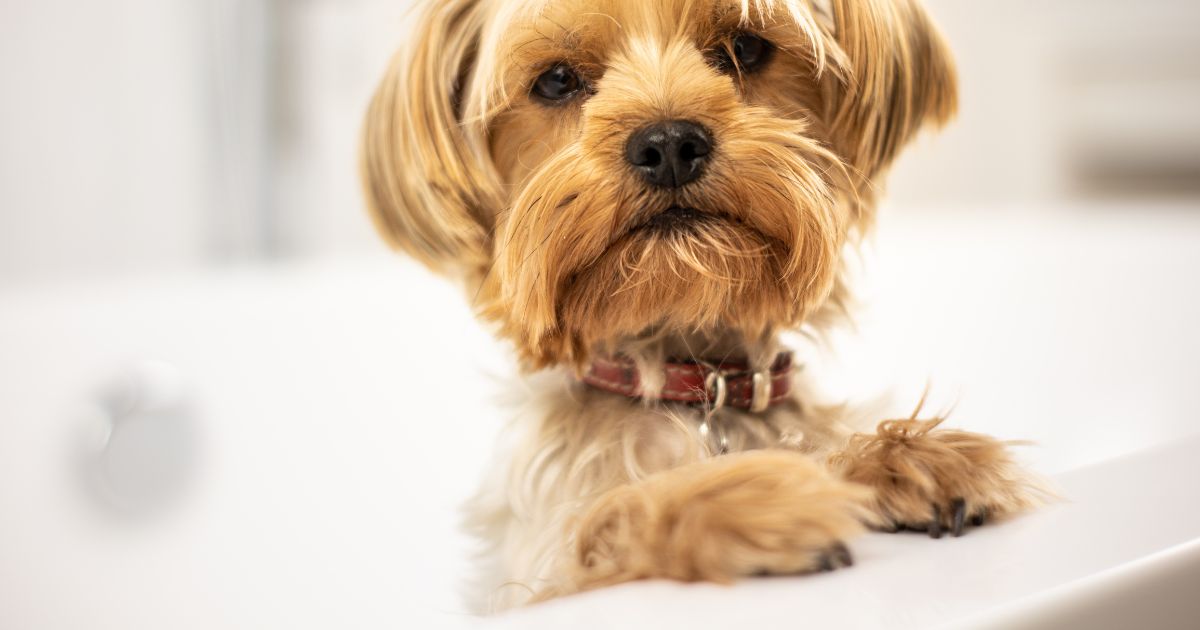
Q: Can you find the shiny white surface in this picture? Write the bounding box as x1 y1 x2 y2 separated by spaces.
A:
1 205 1198 628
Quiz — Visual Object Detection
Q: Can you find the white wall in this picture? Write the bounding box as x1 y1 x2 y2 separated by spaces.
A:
0 0 214 284
890 0 1200 206
268 0 411 259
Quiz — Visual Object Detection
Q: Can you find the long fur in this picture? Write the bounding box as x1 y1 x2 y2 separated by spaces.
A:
361 0 1039 614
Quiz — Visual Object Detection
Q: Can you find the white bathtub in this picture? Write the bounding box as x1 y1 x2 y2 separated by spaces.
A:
2 203 1198 629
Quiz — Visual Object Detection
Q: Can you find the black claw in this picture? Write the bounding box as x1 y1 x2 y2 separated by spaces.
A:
929 504 943 539
952 498 967 537
817 553 834 572
832 543 854 568
971 507 989 527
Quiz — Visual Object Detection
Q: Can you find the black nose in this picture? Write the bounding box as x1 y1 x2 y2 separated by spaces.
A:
625 120 713 189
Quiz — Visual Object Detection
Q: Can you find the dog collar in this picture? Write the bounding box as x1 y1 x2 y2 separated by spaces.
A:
581 352 794 413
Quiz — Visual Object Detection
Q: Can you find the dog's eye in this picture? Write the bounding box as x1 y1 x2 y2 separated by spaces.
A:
532 64 583 102
711 34 773 74
733 34 771 70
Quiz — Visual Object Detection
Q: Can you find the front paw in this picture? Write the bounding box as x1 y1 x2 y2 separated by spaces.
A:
558 451 873 597
829 418 1045 538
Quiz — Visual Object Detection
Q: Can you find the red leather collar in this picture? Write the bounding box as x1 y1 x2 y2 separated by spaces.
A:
581 352 794 412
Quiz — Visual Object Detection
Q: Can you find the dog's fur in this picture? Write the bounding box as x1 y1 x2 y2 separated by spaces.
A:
362 0 1043 612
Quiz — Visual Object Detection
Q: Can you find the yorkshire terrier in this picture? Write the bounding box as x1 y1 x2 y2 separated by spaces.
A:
361 0 1042 612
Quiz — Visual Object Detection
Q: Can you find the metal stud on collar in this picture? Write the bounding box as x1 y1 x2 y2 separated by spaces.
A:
749 370 771 413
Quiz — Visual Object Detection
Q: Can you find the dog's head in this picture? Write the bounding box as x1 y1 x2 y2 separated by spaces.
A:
362 0 956 368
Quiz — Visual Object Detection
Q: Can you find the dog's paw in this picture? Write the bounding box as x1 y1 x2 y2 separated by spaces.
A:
829 418 1046 538
551 450 873 597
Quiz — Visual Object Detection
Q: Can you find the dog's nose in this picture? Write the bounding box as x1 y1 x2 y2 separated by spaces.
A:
625 120 713 189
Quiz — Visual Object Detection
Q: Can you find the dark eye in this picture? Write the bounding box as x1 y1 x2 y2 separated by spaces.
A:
712 33 773 74
733 34 771 69
532 64 583 102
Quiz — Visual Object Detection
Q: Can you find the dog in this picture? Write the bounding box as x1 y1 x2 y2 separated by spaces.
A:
361 0 1043 612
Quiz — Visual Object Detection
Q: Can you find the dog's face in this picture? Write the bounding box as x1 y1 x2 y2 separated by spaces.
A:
363 0 956 367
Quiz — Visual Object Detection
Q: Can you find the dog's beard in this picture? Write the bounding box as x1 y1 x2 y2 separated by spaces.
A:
558 210 788 345
490 117 848 367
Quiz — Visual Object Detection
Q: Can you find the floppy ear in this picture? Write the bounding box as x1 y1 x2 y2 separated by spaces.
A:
360 0 498 276
826 0 958 179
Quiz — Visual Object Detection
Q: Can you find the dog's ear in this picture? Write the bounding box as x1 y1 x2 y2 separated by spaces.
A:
360 0 498 276
826 0 958 179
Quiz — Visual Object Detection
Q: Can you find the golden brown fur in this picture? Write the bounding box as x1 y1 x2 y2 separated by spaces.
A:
830 414 1043 533
361 0 1041 614
550 450 874 598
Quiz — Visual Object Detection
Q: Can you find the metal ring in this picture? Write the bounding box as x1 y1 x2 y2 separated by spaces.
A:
704 370 728 413
701 370 730 455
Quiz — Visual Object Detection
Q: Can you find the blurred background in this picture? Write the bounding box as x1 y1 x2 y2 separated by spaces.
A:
2 0 1199 284
2 1 1200 629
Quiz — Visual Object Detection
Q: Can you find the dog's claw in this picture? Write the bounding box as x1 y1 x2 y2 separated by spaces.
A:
832 543 854 568
892 502 991 538
951 498 967 537
814 544 853 573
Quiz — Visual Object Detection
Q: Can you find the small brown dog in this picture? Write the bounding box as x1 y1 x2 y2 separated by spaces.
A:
362 0 1042 612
